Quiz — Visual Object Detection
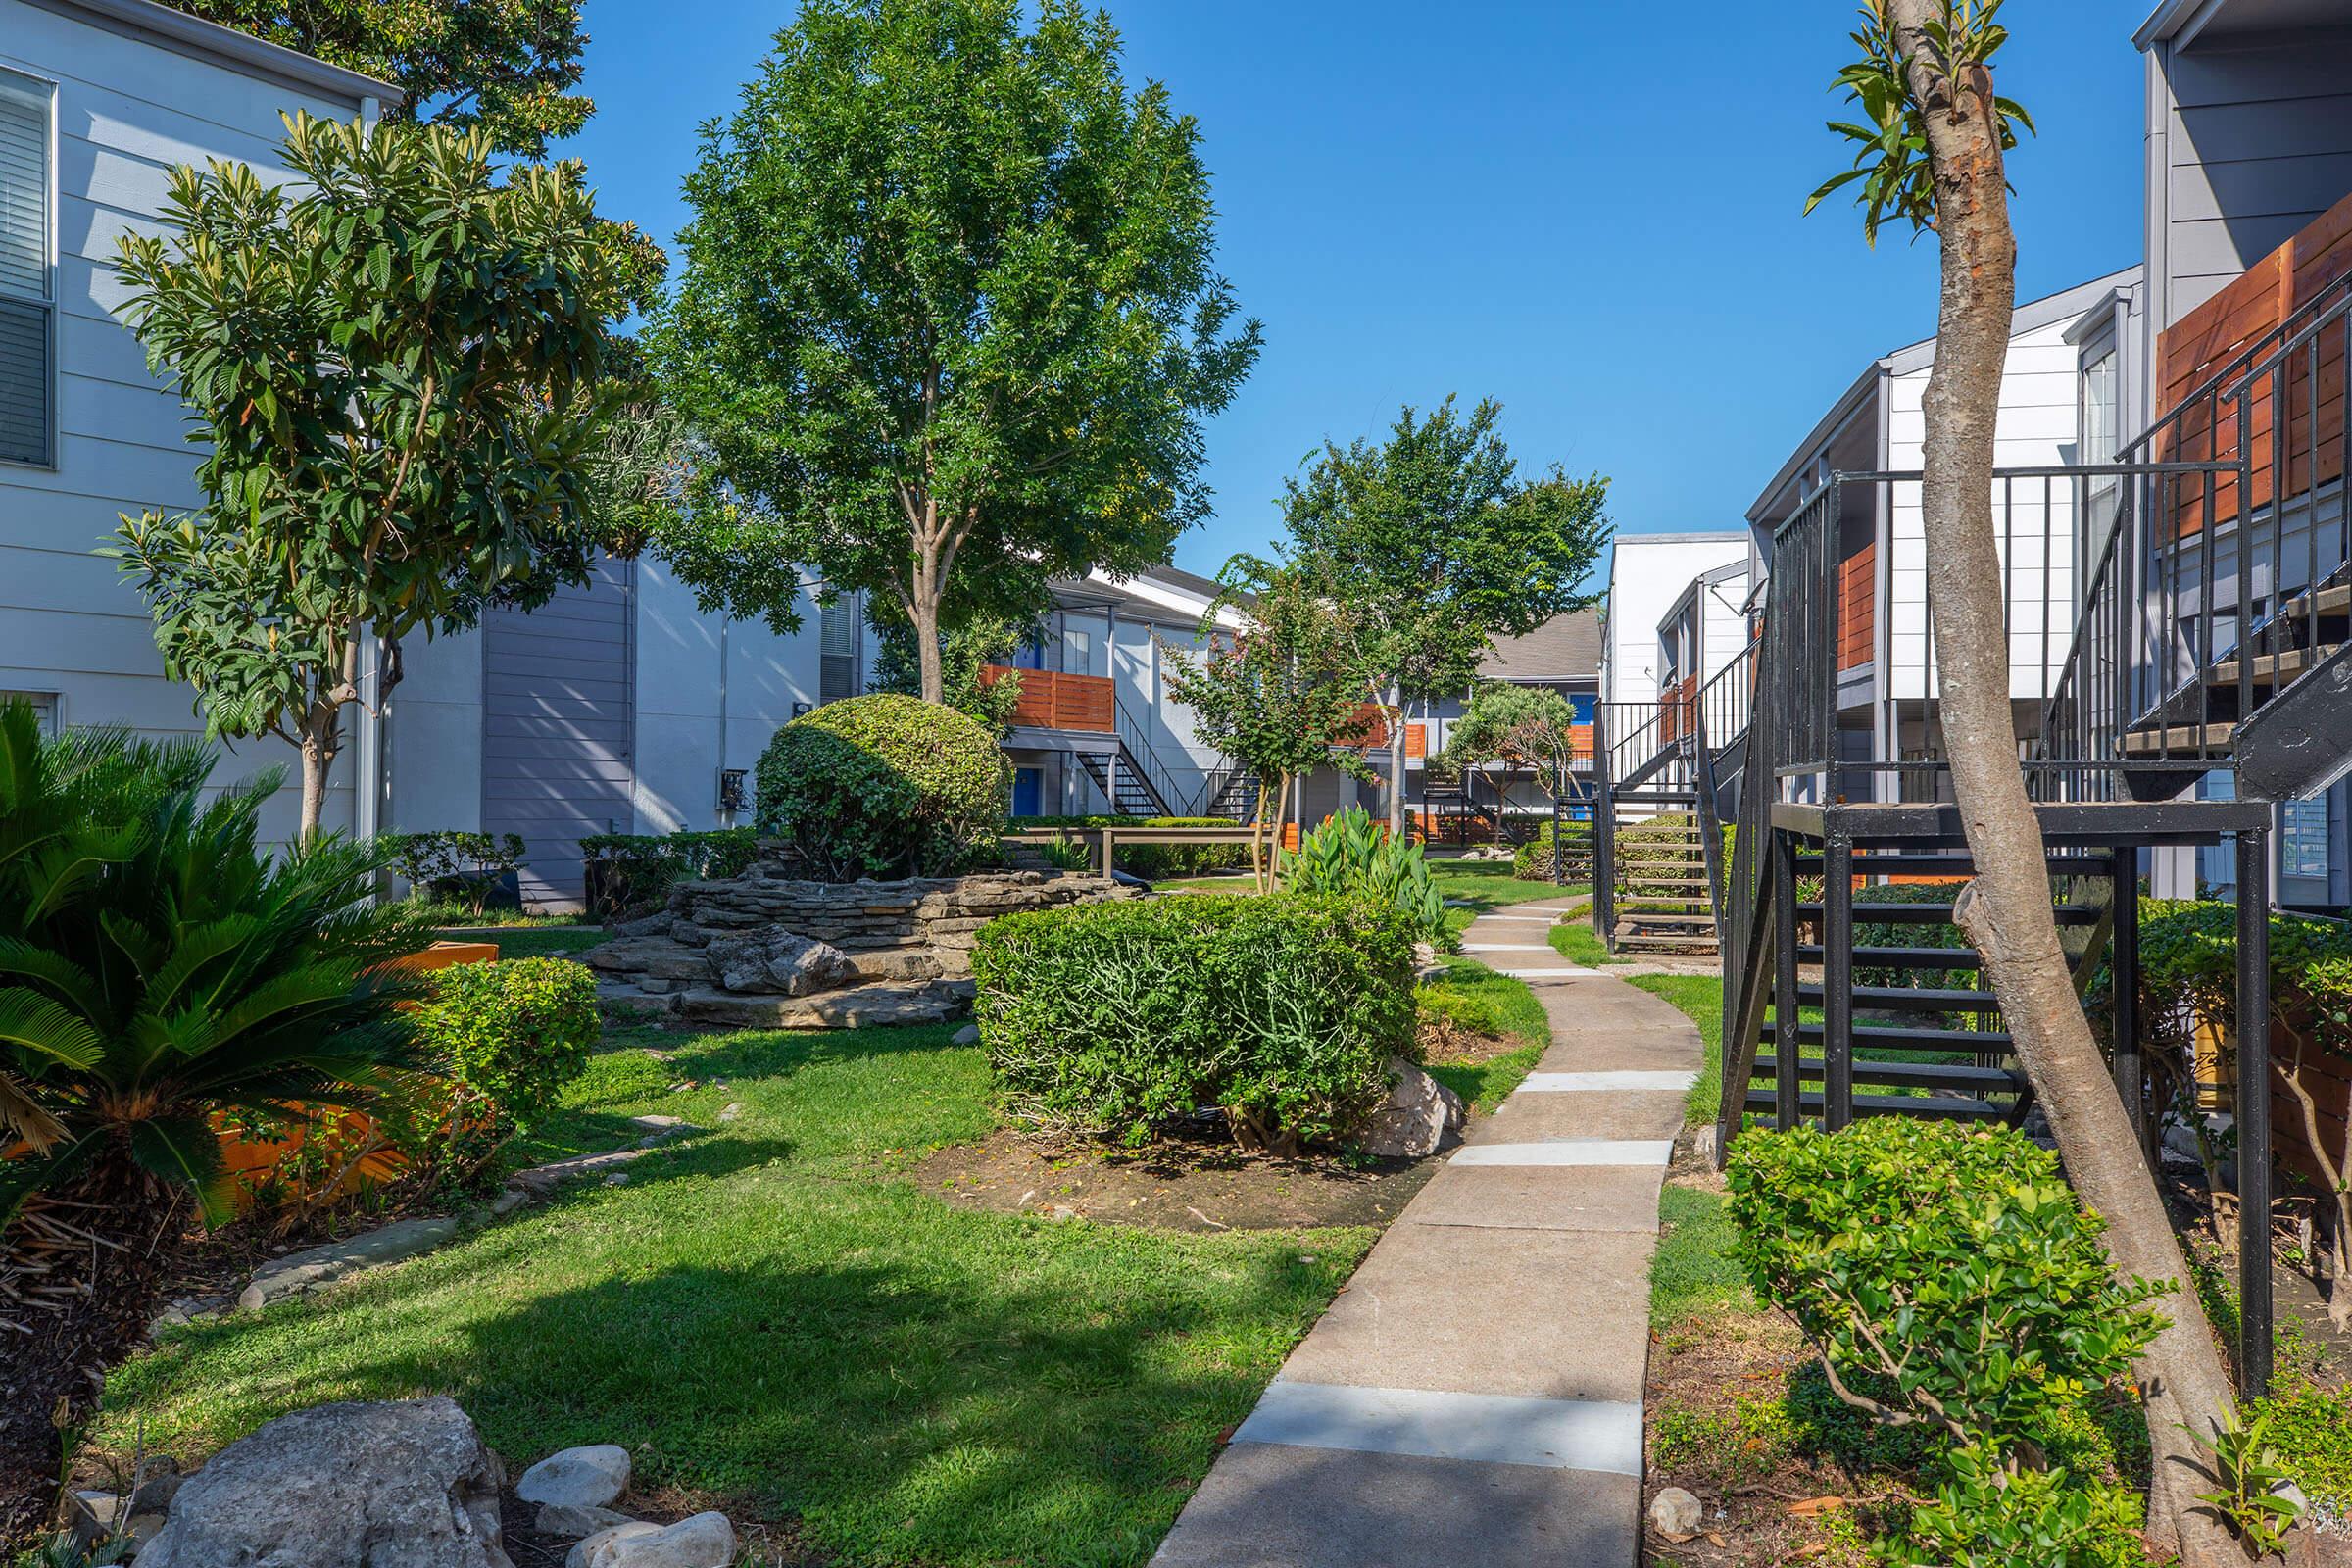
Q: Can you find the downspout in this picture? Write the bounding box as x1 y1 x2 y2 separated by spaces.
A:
352 92 383 849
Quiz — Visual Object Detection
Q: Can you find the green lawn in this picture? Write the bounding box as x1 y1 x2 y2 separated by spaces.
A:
1626 973 1724 1126
1416 957 1549 1112
1544 918 1625 967
1650 1183 1748 1327
465 924 610 959
103 1025 1373 1568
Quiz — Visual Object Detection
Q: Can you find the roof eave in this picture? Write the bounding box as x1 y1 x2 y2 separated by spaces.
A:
38 0 404 106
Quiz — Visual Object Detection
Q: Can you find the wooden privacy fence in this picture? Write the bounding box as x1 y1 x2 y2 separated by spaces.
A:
980 666 1116 733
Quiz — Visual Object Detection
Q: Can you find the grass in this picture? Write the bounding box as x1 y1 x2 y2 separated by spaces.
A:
1545 919 1624 967
1416 956 1549 1112
1650 1184 1749 1327
408 899 587 929
466 924 610 959
1627 973 1725 1126
104 1024 1374 1568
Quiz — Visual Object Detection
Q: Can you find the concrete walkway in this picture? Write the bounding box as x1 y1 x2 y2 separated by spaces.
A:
1152 901 1703 1568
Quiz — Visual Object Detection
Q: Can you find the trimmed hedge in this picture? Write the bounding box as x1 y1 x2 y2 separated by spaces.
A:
1511 820 1592 881
417 956 601 1136
756 694 1009 879
971 893 1417 1152
579 827 760 919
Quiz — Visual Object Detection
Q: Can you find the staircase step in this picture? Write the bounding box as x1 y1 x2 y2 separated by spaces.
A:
1773 1021 2016 1055
1742 1088 2009 1122
2121 720 2234 756
1753 1055 2023 1094
1798 901 2099 926
2210 643 2344 686
1614 933 1719 951
1617 911 1716 926
2281 582 2351 621
1796 982 1999 1013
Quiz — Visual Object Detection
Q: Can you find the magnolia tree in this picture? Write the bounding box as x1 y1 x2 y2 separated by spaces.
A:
646 0 1260 702
1162 566 1372 890
111 116 642 839
1810 4 2238 1558
1283 398 1609 834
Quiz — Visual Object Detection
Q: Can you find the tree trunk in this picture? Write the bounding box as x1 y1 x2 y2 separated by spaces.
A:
1386 685 1408 839
910 546 946 707
295 701 341 845
1886 6 2240 1559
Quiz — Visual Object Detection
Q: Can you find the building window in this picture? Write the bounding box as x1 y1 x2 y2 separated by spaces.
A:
2081 342 2121 560
1 689 58 733
818 595 859 705
0 69 55 467
2283 799 2330 882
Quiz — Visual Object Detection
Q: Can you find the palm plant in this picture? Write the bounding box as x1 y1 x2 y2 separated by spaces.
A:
0 702 430 1539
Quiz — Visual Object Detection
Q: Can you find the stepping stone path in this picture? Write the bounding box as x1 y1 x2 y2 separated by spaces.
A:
1152 900 1702 1568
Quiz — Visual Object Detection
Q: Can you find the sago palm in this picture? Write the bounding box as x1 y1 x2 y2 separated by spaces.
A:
0 701 430 1538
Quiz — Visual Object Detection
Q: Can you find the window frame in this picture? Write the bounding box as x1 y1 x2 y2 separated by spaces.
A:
0 63 58 471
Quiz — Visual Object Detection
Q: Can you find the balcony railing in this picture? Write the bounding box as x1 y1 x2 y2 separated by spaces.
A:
982 666 1114 734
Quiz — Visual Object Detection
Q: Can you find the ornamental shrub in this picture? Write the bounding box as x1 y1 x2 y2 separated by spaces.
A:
387 829 525 912
579 826 759 917
1888 1446 2151 1568
1725 1120 2167 1461
1008 815 1250 878
1280 808 1448 948
971 893 1416 1152
416 956 600 1142
1511 819 1592 881
755 694 1009 879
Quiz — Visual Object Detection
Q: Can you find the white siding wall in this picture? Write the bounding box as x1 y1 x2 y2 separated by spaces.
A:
0 0 372 840
1883 318 2085 703
1599 536 1750 707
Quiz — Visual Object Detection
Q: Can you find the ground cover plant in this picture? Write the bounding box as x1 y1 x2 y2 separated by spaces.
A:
98 1021 1370 1568
973 894 1416 1152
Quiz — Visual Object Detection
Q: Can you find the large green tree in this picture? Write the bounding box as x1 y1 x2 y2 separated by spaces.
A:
646 0 1261 705
168 0 591 156
1284 397 1610 835
111 116 636 840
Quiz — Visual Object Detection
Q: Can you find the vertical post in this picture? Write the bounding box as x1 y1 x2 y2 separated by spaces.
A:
1774 829 1800 1133
1822 828 1855 1130
2111 849 2146 1159
1592 704 1616 947
1551 761 1567 887
1099 827 1115 878
2236 824 2273 1399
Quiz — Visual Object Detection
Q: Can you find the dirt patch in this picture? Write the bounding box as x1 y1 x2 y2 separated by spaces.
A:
911 1130 1442 1232
1418 1015 1520 1065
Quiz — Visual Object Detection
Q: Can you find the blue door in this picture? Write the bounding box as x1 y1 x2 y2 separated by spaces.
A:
1012 766 1044 818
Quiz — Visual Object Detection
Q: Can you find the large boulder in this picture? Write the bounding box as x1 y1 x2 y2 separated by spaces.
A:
703 927 855 995
516 1444 630 1510
138 1396 512 1568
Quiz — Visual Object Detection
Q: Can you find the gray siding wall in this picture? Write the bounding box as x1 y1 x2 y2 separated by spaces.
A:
480 557 635 909
2149 26 2352 331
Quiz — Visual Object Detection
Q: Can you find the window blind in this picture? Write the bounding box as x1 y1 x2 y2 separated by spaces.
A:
0 74 50 466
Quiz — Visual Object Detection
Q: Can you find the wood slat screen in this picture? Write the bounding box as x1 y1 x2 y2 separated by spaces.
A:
983 666 1115 733
2155 187 2352 539
1838 540 1875 672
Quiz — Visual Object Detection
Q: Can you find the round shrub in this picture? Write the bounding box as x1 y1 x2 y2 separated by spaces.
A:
416 956 600 1136
755 694 1010 879
1511 820 1592 881
971 893 1417 1152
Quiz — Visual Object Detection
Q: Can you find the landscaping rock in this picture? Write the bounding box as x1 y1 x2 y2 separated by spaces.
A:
717 1102 744 1123
237 1215 459 1311
513 1149 641 1196
516 1445 631 1510
1648 1486 1703 1543
567 1512 734 1568
951 1023 980 1046
537 1502 637 1538
1357 1056 1465 1158
704 927 855 995
137 1396 511 1568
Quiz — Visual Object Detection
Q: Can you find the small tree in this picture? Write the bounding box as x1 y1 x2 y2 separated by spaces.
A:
167 0 592 155
646 0 1260 703
111 116 632 840
1162 565 1372 890
1284 398 1610 835
1810 5 2237 1559
1442 682 1590 801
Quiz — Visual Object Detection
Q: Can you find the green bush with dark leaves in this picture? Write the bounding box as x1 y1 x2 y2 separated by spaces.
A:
972 893 1416 1152
1726 1120 2166 1460
579 827 759 918
1511 819 1592 881
755 694 1009 880
387 830 525 913
411 957 599 1176
1890 1444 2149 1568
1280 807 1447 948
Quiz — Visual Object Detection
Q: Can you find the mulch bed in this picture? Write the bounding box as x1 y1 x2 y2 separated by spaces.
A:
911 1129 1441 1233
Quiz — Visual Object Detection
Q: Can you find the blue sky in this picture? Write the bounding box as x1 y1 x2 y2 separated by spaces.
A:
554 2 2149 585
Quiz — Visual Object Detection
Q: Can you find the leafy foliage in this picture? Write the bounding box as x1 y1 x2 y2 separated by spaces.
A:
1282 398 1609 809
166 0 593 156
972 894 1416 1152
0 702 428 1226
1007 816 1248 879
386 832 525 914
578 829 761 920
754 696 1009 880
1280 808 1448 949
1806 0 2035 245
1512 819 1592 882
417 957 599 1141
1441 683 1591 794
2183 1407 2305 1555
109 116 639 836
645 0 1260 697
1889 1444 2150 1568
1725 1120 2167 1461
868 613 1032 736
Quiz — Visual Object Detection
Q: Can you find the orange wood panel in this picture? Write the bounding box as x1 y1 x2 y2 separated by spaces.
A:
1838 540 1876 672
982 666 1116 733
